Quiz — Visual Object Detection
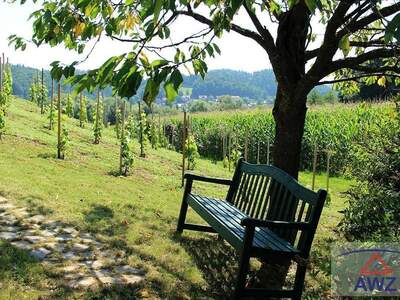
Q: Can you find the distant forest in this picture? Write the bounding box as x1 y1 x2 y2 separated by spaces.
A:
10 65 112 100
11 64 331 102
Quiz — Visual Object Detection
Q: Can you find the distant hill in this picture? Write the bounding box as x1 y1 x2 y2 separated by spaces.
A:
10 65 113 100
10 64 330 102
183 69 277 100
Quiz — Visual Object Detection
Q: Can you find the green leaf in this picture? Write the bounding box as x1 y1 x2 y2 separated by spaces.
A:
339 35 351 57
213 43 221 55
170 69 183 90
288 0 299 8
150 59 169 69
163 69 183 102
231 0 243 13
385 13 400 42
164 82 178 102
377 76 386 87
143 78 160 106
153 0 163 23
304 0 317 13
119 70 143 98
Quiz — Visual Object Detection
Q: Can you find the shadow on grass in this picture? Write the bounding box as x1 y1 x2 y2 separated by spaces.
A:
85 205 114 222
107 170 123 177
38 153 58 159
83 204 128 237
174 234 239 299
22 194 55 216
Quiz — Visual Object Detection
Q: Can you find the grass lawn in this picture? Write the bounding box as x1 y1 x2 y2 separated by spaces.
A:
0 98 353 299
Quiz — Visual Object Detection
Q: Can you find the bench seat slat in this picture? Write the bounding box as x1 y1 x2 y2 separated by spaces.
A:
201 196 293 252
188 194 299 254
214 199 297 253
198 196 271 250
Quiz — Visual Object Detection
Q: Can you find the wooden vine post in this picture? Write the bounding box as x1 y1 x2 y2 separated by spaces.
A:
57 81 62 159
0 56 3 92
171 129 175 148
41 68 45 114
119 100 126 175
266 137 270 165
311 144 318 191
94 89 101 144
139 101 145 158
222 135 226 161
115 97 119 137
49 80 54 130
79 93 83 128
257 141 260 164
1 53 4 90
158 114 161 143
325 149 333 193
228 133 232 171
0 58 2 92
244 137 248 161
181 111 187 187
100 91 105 126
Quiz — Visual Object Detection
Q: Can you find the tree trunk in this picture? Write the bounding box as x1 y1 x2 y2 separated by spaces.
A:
272 87 307 179
269 1 311 179
250 1 312 296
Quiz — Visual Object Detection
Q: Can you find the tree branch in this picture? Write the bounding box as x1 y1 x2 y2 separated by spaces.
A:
110 28 213 50
243 2 277 55
343 1 372 24
306 1 354 75
349 39 387 48
328 48 400 74
317 73 400 85
177 9 269 50
350 64 400 74
338 2 400 38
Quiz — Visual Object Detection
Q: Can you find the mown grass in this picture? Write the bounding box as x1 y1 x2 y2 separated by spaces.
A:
0 98 353 299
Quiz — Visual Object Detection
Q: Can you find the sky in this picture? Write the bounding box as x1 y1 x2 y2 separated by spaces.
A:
0 2 278 73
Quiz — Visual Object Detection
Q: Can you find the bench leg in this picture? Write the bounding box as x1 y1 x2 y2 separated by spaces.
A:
292 264 306 300
233 226 255 300
177 198 188 233
177 179 193 233
233 251 251 299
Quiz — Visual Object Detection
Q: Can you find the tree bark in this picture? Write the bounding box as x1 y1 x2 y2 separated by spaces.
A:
272 88 307 179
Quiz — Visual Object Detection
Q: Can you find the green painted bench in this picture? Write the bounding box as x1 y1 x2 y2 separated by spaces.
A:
177 158 327 300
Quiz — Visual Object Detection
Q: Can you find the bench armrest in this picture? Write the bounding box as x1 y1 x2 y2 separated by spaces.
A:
241 218 311 230
184 173 232 186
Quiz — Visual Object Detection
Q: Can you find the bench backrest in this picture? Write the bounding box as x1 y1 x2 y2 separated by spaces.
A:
226 158 327 254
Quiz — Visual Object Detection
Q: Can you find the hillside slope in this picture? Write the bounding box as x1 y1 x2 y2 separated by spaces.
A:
0 98 350 299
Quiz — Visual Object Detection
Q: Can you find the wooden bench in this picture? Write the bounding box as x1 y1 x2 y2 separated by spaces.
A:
177 158 327 300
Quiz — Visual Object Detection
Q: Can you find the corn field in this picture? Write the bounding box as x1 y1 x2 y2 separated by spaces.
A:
164 102 396 175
